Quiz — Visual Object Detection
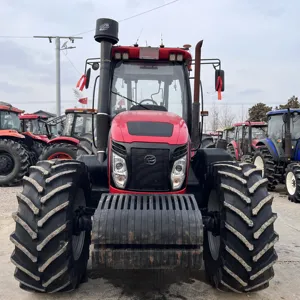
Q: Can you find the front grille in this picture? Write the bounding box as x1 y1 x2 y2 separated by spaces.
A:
128 148 170 191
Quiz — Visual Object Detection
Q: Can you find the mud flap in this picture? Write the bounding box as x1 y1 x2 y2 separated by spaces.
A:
91 194 203 270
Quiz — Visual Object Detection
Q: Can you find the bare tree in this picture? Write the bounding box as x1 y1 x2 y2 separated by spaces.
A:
219 104 235 128
209 102 220 131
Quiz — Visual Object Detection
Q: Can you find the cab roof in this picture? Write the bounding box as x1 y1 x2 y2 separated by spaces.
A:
112 45 192 61
65 108 97 114
233 121 267 127
0 102 24 114
267 108 300 116
19 114 48 120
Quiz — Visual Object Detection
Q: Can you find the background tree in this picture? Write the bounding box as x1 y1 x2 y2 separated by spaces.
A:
219 104 235 128
248 102 272 122
275 95 300 109
209 102 219 131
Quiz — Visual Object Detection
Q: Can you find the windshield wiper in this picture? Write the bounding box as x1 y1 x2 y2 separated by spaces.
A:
111 91 150 110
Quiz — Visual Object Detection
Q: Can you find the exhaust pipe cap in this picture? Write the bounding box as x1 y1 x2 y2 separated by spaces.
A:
94 18 119 45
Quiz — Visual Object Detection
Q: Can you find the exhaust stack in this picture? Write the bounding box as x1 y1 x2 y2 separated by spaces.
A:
94 18 119 163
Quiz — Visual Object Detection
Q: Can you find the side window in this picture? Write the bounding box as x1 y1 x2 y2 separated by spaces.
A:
236 126 241 140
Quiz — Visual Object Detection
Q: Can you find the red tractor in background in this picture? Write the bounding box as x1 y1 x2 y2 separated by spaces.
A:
39 108 96 160
19 114 50 158
11 18 277 294
0 102 44 185
227 121 267 162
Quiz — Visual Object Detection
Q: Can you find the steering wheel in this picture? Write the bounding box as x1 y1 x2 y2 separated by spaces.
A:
139 99 159 106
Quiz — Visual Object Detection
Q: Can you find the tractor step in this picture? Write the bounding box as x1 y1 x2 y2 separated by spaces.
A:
91 194 203 269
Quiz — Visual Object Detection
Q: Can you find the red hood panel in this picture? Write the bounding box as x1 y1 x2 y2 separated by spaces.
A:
111 110 189 144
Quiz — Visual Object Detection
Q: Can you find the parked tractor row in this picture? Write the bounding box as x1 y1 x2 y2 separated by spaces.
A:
0 102 96 186
208 109 300 203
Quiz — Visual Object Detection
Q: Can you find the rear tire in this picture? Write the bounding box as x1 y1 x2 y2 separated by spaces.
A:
32 141 45 161
10 159 92 293
204 161 278 293
227 145 236 160
253 146 276 190
285 163 300 203
39 143 77 160
77 134 94 156
0 139 29 186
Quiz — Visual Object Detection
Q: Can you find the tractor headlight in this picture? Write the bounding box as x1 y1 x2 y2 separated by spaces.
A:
112 152 128 188
171 155 187 190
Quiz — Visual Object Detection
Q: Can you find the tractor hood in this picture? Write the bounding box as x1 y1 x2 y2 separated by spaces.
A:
110 110 189 145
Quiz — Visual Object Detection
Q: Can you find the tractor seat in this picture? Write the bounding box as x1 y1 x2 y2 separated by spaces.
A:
129 104 167 112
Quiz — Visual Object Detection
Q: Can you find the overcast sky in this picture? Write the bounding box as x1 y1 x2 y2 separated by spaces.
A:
0 0 299 125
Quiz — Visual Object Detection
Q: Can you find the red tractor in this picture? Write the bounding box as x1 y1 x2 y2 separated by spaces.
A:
0 102 44 185
227 121 267 162
10 18 277 294
19 114 51 158
39 108 96 160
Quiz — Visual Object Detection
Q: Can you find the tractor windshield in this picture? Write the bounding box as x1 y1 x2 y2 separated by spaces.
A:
291 113 300 139
63 113 95 137
268 114 300 140
23 119 48 135
111 61 189 121
0 111 20 130
250 127 267 139
267 115 283 140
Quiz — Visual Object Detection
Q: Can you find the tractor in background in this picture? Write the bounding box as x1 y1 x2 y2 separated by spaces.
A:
227 121 267 162
216 126 234 149
253 108 300 200
10 18 277 294
0 102 44 185
39 108 96 160
19 114 50 158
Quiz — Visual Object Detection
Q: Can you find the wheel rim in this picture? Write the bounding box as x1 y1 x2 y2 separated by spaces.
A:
0 152 15 175
286 171 296 196
207 189 221 261
254 156 264 177
48 152 73 160
72 189 86 261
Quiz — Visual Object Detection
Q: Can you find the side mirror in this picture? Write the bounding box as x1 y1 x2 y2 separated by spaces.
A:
92 62 99 71
215 69 225 92
85 68 91 89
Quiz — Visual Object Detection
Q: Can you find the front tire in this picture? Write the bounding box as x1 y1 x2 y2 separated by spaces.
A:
204 161 278 293
10 159 92 293
253 146 276 190
285 163 300 203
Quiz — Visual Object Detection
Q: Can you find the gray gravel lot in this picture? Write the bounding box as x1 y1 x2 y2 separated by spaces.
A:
0 186 300 300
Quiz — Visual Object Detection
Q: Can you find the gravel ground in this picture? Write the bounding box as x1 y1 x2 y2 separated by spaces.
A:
0 185 300 300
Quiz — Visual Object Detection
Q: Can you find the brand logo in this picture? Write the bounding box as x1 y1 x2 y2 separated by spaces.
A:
99 23 109 31
144 154 156 165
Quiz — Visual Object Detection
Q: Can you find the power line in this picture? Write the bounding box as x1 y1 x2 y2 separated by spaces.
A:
0 0 179 39
62 51 81 75
73 0 179 36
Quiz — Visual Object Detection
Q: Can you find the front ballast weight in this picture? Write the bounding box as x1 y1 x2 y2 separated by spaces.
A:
92 194 204 270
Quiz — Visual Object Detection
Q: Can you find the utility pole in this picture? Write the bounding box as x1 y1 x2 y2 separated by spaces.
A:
33 35 83 118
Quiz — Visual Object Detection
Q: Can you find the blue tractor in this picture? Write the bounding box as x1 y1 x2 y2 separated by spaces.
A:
253 108 300 202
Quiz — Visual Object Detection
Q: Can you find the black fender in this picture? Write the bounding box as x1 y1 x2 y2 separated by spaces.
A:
255 138 279 161
188 148 234 207
77 154 108 207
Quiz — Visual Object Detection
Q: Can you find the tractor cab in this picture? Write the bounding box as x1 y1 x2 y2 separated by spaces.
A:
0 102 22 131
62 108 96 138
266 109 300 157
228 121 267 161
19 114 50 138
